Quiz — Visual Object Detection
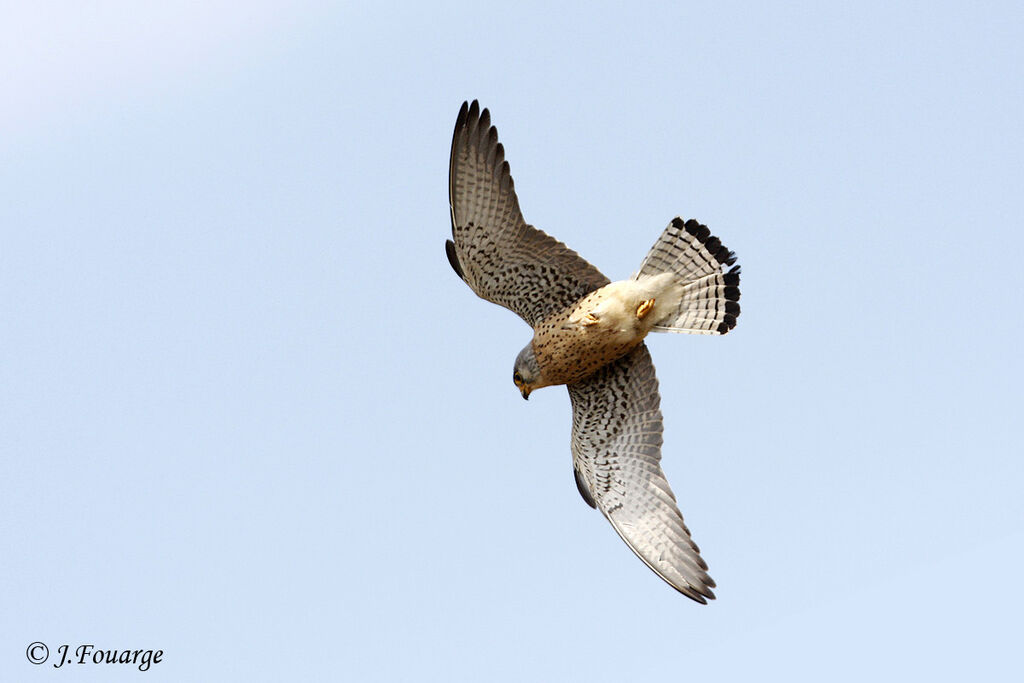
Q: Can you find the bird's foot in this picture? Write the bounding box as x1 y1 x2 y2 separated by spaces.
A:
582 312 601 326
636 298 655 319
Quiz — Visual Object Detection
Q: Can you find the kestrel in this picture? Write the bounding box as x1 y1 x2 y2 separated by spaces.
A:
445 101 740 603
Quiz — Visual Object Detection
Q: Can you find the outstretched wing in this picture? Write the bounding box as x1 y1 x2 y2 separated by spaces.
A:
567 345 716 603
447 100 609 327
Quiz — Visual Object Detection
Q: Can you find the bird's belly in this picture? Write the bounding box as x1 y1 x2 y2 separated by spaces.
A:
531 282 658 386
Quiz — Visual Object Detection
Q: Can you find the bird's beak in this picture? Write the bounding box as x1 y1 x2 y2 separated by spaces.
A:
520 386 531 401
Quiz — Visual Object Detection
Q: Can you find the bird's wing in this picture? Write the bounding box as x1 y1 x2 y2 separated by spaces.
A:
447 100 610 327
567 345 716 603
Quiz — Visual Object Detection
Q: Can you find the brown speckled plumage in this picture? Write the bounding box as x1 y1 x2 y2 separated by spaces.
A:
533 285 649 387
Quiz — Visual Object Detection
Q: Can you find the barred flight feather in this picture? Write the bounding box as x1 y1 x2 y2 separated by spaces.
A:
635 217 742 335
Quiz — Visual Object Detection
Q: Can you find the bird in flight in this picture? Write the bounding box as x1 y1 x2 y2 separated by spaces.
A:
445 101 740 603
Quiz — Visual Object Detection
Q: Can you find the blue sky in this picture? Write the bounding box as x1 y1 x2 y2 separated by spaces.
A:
2 1 1022 680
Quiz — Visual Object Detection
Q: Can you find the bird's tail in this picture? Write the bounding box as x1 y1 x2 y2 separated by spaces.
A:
634 217 741 335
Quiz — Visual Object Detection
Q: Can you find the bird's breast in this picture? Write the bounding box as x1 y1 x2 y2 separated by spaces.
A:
532 280 663 386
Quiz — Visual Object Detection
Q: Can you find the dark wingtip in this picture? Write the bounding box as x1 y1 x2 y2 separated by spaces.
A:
678 584 714 604
455 101 470 134
682 577 717 603
445 239 465 280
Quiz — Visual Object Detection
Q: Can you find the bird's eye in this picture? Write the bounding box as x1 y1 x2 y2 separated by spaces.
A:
513 372 523 385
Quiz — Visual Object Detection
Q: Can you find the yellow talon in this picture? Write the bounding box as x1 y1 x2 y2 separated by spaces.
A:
582 312 600 326
636 298 655 319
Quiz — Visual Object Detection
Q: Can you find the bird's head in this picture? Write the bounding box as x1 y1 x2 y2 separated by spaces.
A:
513 342 546 400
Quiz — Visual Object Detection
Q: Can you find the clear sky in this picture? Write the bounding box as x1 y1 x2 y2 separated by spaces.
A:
3 1 1022 681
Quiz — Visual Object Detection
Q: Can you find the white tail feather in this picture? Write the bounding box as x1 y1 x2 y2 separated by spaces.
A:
636 218 741 335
